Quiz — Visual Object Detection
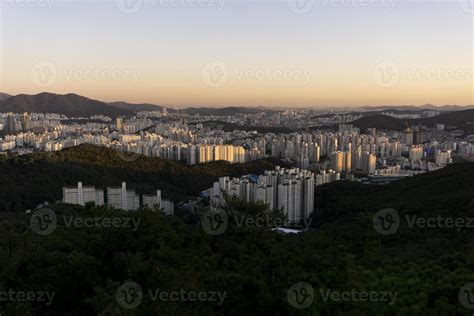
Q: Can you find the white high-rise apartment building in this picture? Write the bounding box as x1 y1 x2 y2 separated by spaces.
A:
409 145 424 162
107 182 140 211
62 182 104 206
211 167 314 224
143 190 162 209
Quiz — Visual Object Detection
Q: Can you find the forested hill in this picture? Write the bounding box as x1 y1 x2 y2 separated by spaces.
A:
0 144 283 212
0 146 473 313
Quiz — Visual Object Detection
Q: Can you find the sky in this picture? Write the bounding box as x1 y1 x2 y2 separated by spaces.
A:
0 0 473 108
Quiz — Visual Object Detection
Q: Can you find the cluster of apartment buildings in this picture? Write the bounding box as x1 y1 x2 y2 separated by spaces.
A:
62 182 174 214
209 167 314 224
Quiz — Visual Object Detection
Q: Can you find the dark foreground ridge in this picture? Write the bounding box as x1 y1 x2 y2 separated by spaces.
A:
0 145 473 314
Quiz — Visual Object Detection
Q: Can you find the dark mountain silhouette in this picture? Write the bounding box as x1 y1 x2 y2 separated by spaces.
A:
184 107 274 116
0 93 12 102
351 109 474 132
350 114 407 130
108 101 165 112
0 93 135 117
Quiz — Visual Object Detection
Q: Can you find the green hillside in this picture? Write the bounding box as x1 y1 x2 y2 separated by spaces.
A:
0 147 473 314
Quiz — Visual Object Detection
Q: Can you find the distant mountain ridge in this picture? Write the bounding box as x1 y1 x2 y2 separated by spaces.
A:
351 109 474 133
183 106 275 116
107 101 164 112
0 92 473 117
0 93 143 117
0 93 12 102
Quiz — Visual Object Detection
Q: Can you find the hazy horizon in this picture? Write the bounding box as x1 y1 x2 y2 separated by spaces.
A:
1 0 473 107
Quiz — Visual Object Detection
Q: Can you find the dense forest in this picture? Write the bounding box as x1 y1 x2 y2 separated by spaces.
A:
0 146 473 314
0 144 284 212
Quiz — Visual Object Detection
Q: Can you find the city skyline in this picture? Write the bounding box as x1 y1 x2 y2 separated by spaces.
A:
1 0 472 108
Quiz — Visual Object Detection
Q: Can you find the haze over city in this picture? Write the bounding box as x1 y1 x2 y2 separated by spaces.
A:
1 0 473 107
